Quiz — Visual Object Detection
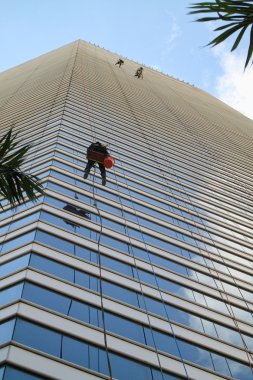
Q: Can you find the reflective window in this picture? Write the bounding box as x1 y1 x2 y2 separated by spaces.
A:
0 319 15 345
12 318 179 379
1 367 44 380
35 230 97 263
101 255 136 278
0 199 42 221
0 231 36 254
100 234 130 253
1 212 40 235
22 282 71 315
30 253 75 282
14 319 62 356
110 352 154 380
0 283 23 307
0 254 30 278
23 255 253 350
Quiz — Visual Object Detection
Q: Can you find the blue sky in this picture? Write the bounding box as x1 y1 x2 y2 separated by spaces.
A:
0 0 252 119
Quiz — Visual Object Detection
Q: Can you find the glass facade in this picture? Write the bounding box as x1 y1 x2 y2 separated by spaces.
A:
1 40 253 379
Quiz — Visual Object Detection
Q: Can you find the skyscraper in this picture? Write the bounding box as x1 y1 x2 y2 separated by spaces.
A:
1 40 253 380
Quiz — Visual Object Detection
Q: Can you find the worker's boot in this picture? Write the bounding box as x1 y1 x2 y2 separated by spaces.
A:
83 170 89 179
102 177 106 186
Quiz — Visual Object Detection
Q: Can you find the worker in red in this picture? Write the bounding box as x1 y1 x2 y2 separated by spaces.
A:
83 142 108 185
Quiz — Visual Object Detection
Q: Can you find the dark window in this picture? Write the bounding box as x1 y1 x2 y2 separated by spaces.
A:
101 235 130 253
35 230 75 255
110 352 153 380
105 312 146 345
2 366 44 380
75 270 99 292
30 254 74 282
103 281 140 308
14 319 61 357
22 283 71 315
101 255 135 278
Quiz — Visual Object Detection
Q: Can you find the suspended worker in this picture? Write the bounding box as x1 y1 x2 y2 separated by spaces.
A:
135 67 143 79
83 142 109 186
115 58 124 67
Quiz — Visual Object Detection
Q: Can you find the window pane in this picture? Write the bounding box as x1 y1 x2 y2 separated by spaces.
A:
110 352 153 380
62 336 89 368
3 367 43 380
0 319 15 345
1 231 35 254
14 319 61 357
1 255 30 278
0 283 23 307
23 283 71 315
105 312 146 345
30 254 74 282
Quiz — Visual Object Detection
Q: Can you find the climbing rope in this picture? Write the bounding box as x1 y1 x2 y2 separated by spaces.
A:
111 160 166 380
88 51 165 379
91 167 113 380
79 46 113 378
105 59 190 379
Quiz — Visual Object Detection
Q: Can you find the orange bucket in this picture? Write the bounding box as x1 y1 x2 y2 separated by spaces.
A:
104 156 115 169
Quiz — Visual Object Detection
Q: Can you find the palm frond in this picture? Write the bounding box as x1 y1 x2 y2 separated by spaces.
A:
188 0 253 68
0 127 44 209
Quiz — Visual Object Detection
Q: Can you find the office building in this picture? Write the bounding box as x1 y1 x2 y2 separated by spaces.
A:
1 40 253 379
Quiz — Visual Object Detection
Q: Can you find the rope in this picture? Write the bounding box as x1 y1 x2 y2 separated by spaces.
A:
86 52 165 378
81 46 113 379
111 158 166 380
92 166 113 380
106 59 190 379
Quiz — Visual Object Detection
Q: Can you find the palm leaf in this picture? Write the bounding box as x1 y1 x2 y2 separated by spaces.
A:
231 24 248 51
244 23 253 69
188 0 253 68
208 23 244 46
0 127 44 209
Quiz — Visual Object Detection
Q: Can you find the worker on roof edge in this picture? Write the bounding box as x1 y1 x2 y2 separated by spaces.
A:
83 142 108 186
135 67 143 79
115 59 124 67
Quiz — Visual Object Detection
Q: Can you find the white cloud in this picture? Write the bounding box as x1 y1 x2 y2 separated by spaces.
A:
213 45 253 120
164 11 182 52
150 64 161 71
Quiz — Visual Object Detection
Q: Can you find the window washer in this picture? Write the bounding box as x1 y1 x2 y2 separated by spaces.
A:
83 142 108 186
115 58 124 67
135 67 143 79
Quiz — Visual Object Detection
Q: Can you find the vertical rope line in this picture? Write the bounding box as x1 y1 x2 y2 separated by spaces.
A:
92 166 113 380
97 54 167 379
79 44 113 379
115 151 192 379
111 158 166 380
89 53 165 378
105 58 190 379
